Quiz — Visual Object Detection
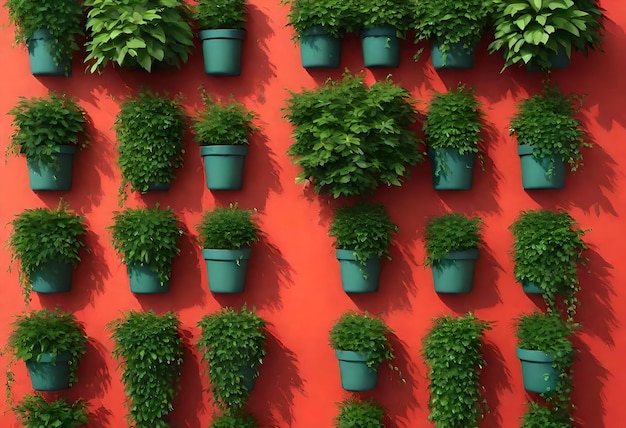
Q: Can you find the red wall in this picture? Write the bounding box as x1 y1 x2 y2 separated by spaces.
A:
1 1 626 427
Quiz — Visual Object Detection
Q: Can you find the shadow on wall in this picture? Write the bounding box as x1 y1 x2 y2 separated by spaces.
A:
480 340 512 427
170 328 205 428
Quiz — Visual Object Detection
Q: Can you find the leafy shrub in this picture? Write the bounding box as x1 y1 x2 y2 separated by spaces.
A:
350 0 413 33
210 412 258 428
195 0 247 30
334 398 385 428
424 213 482 266
196 205 259 249
282 0 353 39
13 394 89 428
193 93 256 146
521 401 573 428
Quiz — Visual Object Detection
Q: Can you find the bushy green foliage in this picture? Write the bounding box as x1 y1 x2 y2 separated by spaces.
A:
424 213 482 267
423 313 491 428
108 310 183 428
350 0 414 33
334 398 385 428
195 0 247 30
198 307 266 411
282 0 353 38
13 394 89 428
84 0 194 72
210 412 258 428
197 205 259 249
284 72 422 198
109 206 182 285
521 401 573 428
193 93 256 146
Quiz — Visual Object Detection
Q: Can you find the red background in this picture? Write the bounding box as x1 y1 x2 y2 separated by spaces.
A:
1 1 625 427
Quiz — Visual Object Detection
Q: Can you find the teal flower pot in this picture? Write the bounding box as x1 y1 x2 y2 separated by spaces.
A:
200 145 249 190
360 26 400 68
432 248 479 294
429 147 475 190
430 39 475 69
335 249 380 293
202 248 251 293
147 182 170 191
300 26 342 68
27 29 70 76
335 350 378 391
526 47 569 71
127 265 170 294
518 144 566 190
26 352 72 391
516 347 559 393
31 260 73 293
241 365 256 391
522 280 544 294
200 29 246 76
27 145 78 191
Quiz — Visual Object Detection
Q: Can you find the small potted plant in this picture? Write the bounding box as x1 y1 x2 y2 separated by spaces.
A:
425 85 484 190
7 308 87 392
5 0 83 76
423 313 491 427
109 206 182 294
334 398 385 427
107 310 183 427
510 86 588 190
284 72 422 198
424 213 482 294
7 93 88 191
193 93 256 190
282 0 352 68
84 0 194 73
195 0 247 75
210 412 258 428
13 394 89 428
198 306 267 411
329 311 397 391
196 204 259 293
489 0 605 71
521 402 572 428
328 202 398 293
413 0 493 69
115 90 186 198
515 312 574 395
8 201 87 302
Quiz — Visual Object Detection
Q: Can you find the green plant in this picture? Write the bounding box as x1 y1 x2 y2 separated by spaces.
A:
13 394 89 428
84 0 194 72
195 0 246 30
282 0 353 39
425 85 484 177
424 213 482 267
193 93 256 146
109 206 182 285
115 90 186 197
422 313 491 428
210 412 258 428
350 0 413 33
7 93 88 168
328 202 398 264
8 201 87 303
489 0 605 70
334 397 385 428
196 204 259 249
284 72 422 198
510 209 587 320
5 0 83 72
108 310 183 428
198 306 266 411
521 401 572 428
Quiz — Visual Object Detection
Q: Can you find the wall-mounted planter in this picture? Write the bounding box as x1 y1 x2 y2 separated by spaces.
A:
200 145 248 190
28 29 70 76
27 145 77 191
432 248 478 294
431 39 475 69
31 261 73 293
521 280 543 294
300 26 341 68
429 148 475 190
335 350 378 391
26 352 72 391
526 48 570 72
516 347 558 393
336 249 380 293
202 248 251 293
241 365 256 391
146 182 170 191
361 26 400 68
127 265 170 294
518 144 566 190
200 29 245 76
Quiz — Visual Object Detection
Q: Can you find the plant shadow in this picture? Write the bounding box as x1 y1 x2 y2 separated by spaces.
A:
571 336 610 427
170 328 204 428
480 340 512 427
69 339 111 402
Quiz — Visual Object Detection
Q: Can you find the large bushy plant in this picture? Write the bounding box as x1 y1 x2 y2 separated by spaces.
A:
350 0 413 33
193 94 256 146
13 394 89 428
195 0 247 30
196 205 259 249
334 398 385 428
210 412 258 428
521 401 572 428
282 0 353 39
424 213 482 267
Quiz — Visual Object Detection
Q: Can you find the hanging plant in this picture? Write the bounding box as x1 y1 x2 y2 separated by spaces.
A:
334 397 385 427
13 394 89 428
521 401 572 428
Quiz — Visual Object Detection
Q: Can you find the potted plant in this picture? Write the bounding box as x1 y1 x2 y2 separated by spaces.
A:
107 310 183 427
413 0 493 69
5 0 83 76
334 398 385 427
284 72 422 198
521 402 572 428
84 0 194 73
115 90 186 197
193 93 256 190
13 394 89 428
7 93 88 191
489 0 605 71
329 311 397 391
109 206 182 294
198 306 266 411
514 312 574 395
425 85 484 190
7 308 87 392
328 202 398 293
8 201 87 302
196 205 259 293
210 413 258 428
282 0 352 68
510 86 588 190
195 0 247 76
510 209 587 320
424 213 482 294
423 313 491 427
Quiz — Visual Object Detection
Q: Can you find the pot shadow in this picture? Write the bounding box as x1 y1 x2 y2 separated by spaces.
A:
170 328 205 428
480 340 512 427
69 339 111 403
571 336 609 427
